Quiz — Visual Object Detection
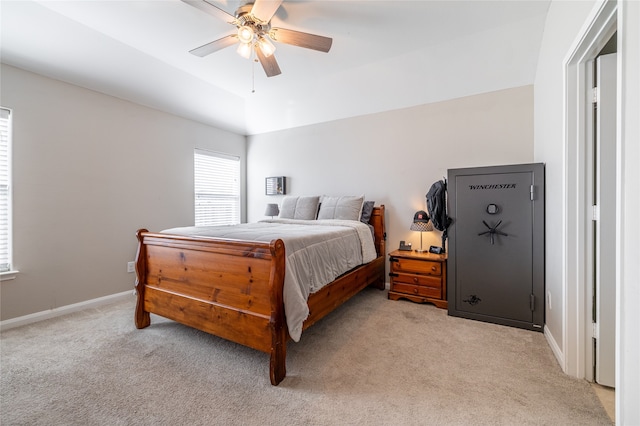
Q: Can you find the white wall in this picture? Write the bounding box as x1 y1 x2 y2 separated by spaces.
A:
0 64 246 321
247 85 534 272
533 0 598 373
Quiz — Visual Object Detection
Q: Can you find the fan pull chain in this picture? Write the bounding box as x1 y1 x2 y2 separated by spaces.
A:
251 57 257 93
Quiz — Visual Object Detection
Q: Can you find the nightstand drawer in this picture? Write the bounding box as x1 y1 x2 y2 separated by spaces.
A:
392 272 441 288
387 250 447 309
391 258 441 276
392 282 441 299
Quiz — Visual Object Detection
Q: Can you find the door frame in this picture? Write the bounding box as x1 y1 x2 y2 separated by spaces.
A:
562 0 617 382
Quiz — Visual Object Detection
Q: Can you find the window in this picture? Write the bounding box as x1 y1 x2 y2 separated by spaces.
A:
0 107 12 273
194 149 240 226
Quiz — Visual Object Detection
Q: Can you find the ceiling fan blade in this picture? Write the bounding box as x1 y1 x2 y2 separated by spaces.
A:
181 0 235 24
250 0 283 23
255 49 282 77
189 34 238 57
270 28 332 53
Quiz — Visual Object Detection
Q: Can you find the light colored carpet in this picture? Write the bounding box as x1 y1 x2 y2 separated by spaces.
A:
1 288 612 425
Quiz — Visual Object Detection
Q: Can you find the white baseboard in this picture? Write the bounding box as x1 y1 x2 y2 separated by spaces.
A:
2 282 391 331
0 290 134 331
544 324 565 371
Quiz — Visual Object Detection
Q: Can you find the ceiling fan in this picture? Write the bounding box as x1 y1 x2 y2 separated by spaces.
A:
181 0 333 77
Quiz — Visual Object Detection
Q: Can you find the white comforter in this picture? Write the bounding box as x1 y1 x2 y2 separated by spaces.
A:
161 219 377 341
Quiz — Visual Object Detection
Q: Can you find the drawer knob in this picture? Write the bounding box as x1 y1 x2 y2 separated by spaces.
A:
413 288 418 294
413 277 418 283
431 266 437 271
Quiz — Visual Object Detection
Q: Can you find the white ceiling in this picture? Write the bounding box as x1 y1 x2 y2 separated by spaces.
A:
1 0 550 135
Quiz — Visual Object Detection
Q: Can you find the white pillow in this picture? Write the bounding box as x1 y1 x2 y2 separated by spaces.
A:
317 195 365 221
278 196 320 220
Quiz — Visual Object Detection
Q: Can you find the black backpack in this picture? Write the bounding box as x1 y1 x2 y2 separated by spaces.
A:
426 180 452 250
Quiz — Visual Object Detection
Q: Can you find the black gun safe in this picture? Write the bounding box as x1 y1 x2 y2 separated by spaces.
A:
447 163 545 331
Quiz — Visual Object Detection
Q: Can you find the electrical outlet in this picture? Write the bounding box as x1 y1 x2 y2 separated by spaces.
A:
127 261 135 273
547 291 552 310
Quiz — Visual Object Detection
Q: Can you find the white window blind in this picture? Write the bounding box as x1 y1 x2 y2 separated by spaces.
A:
0 108 12 273
194 149 240 226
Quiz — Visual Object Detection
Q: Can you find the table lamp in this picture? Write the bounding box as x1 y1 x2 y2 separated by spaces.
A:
410 210 433 253
264 203 280 219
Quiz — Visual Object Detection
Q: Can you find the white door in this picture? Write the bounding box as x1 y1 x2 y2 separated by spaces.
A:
594 52 616 387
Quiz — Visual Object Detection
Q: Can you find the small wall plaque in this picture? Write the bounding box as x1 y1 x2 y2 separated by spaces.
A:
265 176 286 195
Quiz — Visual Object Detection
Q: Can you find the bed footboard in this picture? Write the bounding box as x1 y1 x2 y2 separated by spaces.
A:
134 230 288 385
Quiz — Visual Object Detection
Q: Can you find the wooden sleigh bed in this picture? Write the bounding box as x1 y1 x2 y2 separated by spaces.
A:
134 205 386 385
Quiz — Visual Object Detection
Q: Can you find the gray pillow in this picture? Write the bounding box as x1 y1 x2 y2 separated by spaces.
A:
317 195 364 221
360 201 375 224
278 196 320 220
279 196 298 219
293 196 320 220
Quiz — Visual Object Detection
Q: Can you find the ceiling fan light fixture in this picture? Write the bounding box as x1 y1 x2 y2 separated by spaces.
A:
182 0 333 78
237 25 254 44
237 42 253 59
257 36 276 58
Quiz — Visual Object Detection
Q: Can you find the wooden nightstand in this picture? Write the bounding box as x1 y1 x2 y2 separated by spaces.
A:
388 250 448 309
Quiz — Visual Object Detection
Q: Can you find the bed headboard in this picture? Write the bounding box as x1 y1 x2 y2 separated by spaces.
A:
370 205 386 257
